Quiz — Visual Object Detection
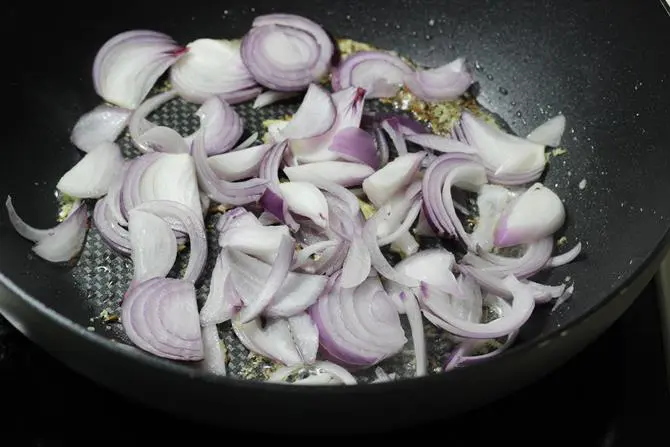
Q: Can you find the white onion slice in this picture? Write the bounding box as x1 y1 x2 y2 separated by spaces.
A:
219 225 291 264
232 316 303 366
201 324 227 376
56 142 124 199
340 236 372 289
280 83 336 139
332 51 413 99
70 104 131 153
527 114 566 147
229 250 328 318
362 152 425 207
288 312 319 364
470 184 516 252
404 57 474 102
278 181 329 228
22 200 89 264
284 161 374 187
93 30 186 109
170 38 257 104
5 196 56 243
138 153 202 218
253 90 299 109
494 183 566 248
199 249 237 326
208 144 272 182
128 209 177 283
460 111 546 179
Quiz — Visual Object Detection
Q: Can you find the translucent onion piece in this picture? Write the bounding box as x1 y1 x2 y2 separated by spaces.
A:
253 90 298 109
170 38 257 104
278 181 329 228
121 277 203 361
128 90 177 153
288 312 319 364
494 183 566 248
93 30 185 109
284 161 374 187
400 289 427 377
133 200 206 284
404 57 474 102
5 196 55 243
527 114 566 147
70 104 131 153
280 83 336 139
362 152 425 207
340 236 372 289
128 209 177 283
93 198 131 256
219 225 291 264
470 184 516 252
208 144 273 181
201 324 227 376
56 142 124 199
332 51 413 99
185 96 244 155
232 316 303 366
31 201 88 264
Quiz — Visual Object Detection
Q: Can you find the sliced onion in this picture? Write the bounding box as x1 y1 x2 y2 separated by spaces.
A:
120 152 162 216
289 87 366 163
288 312 319 364
229 250 328 318
394 248 459 295
444 330 518 371
199 248 241 325
219 224 291 264
220 86 265 105
363 211 419 287
241 13 334 91
128 90 177 153
494 183 566 247
377 198 422 247
400 289 427 377
292 240 339 269
253 90 299 109
362 152 425 207
93 198 131 255
459 112 546 185
406 134 478 155
207 144 272 181
280 83 336 139
128 209 177 283
527 115 566 147
546 242 582 268
329 127 379 169
238 234 295 323
70 104 131 153
310 276 407 369
184 97 244 156
551 283 575 312
121 277 203 361
470 184 516 252
192 129 268 206
93 30 186 109
332 51 413 99
135 153 202 218
7 197 89 263
462 237 554 279
170 38 257 104
340 236 372 289
380 118 408 156
421 152 486 241
133 200 206 284
422 275 534 339
232 315 303 366
201 324 227 376
284 161 374 187
278 182 329 228
57 142 124 199
404 58 473 102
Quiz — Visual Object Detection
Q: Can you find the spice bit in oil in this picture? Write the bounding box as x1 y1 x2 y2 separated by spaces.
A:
56 192 77 222
557 236 568 247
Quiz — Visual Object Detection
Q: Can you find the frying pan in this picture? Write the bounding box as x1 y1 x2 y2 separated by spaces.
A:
1 0 670 434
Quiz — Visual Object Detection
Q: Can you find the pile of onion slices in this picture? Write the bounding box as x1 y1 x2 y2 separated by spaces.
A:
5 12 580 386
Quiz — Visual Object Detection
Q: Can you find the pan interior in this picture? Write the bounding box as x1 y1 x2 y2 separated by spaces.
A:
2 0 670 383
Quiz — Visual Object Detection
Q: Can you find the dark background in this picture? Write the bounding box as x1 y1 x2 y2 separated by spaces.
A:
1 281 668 445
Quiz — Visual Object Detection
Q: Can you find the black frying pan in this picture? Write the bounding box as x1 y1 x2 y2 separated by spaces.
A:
1 0 670 434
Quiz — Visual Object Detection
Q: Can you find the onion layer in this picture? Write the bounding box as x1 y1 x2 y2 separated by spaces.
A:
121 277 203 361
57 142 124 199
70 104 131 153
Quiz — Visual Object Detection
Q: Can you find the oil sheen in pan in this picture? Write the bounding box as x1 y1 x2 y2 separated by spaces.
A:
68 39 564 383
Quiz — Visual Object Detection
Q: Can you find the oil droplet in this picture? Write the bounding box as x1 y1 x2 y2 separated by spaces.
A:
515 111 523 117
345 14 351 20
411 30 417 37
428 19 435 26
474 61 483 71
425 34 433 40
499 87 508 95
486 74 494 81
511 100 517 106
395 24 401 30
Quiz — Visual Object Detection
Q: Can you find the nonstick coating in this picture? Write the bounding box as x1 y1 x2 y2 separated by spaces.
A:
1 0 670 433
